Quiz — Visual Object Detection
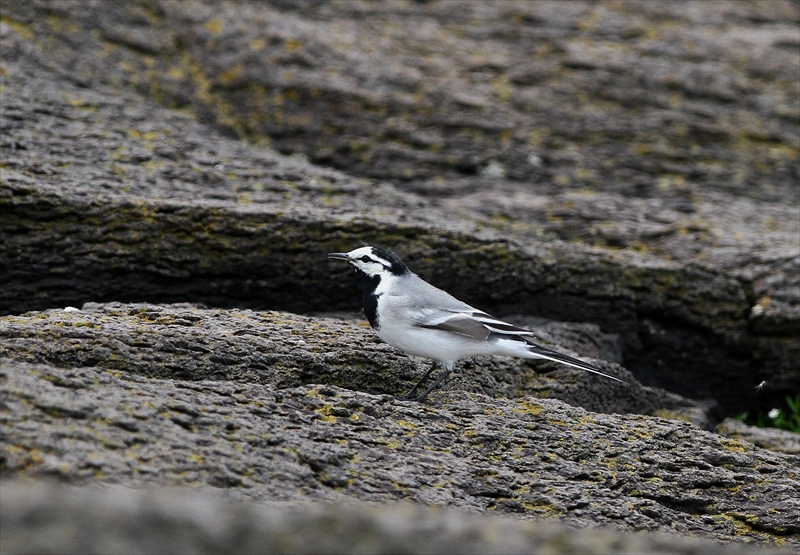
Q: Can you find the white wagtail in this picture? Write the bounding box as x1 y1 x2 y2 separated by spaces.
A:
329 246 628 401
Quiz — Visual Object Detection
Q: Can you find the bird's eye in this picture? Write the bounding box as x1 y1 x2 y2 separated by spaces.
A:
360 256 372 263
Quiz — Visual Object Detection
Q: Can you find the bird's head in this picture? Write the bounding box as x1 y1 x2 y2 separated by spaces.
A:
328 246 410 278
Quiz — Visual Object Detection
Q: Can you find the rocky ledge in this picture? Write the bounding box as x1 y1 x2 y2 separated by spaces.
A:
1 303 799 552
1 1 798 552
1 349 799 550
2 0 798 417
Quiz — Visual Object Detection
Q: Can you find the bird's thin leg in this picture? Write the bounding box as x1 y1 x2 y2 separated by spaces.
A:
401 360 438 400
414 362 455 403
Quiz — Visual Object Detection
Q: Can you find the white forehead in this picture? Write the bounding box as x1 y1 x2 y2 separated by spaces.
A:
347 246 375 258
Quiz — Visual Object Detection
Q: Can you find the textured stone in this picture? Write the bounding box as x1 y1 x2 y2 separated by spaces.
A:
1 2 799 550
1 359 798 548
716 418 800 456
0 303 709 421
1 0 797 417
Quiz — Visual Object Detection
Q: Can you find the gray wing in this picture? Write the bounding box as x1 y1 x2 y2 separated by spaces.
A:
416 309 535 342
399 275 536 341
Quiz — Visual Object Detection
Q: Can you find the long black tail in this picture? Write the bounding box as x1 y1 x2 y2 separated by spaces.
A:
525 340 628 384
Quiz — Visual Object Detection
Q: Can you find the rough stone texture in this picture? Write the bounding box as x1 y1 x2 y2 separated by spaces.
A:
0 303 717 423
1 359 798 549
1 481 790 555
1 1 799 551
1 0 798 418
716 418 800 456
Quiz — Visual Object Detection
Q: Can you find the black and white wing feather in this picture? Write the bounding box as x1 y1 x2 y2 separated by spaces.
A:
418 308 627 384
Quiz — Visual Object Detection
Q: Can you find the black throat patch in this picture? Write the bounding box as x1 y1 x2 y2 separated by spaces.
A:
358 272 382 329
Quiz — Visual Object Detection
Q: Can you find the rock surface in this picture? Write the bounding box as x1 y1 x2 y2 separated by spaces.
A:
716 418 800 456
0 480 790 555
1 0 798 417
0 303 710 421
1 1 799 551
1 357 798 549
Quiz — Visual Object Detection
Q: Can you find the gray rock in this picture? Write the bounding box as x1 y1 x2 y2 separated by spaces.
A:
1 358 798 547
716 418 800 456
1 5 798 550
1 480 789 555
0 303 709 422
0 0 797 419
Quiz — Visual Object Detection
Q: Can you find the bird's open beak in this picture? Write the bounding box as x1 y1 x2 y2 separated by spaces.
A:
328 252 351 262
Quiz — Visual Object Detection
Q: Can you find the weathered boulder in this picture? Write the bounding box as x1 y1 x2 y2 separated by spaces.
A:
0 303 709 421
1 0 797 418
1 358 798 548
0 1 798 550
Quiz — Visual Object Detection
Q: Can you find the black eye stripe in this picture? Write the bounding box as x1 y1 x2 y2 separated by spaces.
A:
360 255 372 263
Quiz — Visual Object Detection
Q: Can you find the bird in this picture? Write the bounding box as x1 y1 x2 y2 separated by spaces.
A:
328 246 628 402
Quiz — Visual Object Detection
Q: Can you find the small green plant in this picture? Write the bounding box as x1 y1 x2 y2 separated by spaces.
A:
736 395 800 433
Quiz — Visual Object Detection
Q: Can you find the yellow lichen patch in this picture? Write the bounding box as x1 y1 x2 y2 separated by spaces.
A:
396 420 419 430
539 452 557 463
718 513 758 536
127 129 161 142
575 415 597 426
188 453 204 464
4 446 43 471
204 19 223 35
492 77 513 102
554 174 571 186
167 66 185 80
521 500 562 517
249 38 266 51
1 16 35 39
513 400 543 416
717 437 752 453
620 423 654 440
219 63 243 86
65 95 98 111
656 174 686 191
314 404 336 423
285 38 303 52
